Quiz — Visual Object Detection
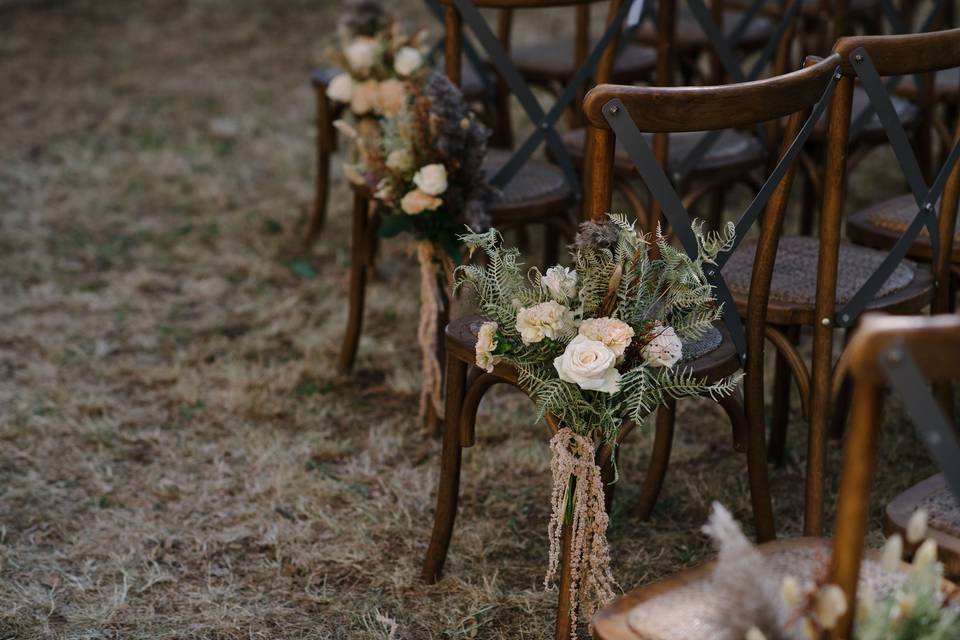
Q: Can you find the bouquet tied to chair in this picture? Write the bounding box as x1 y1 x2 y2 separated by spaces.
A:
455 214 743 628
343 68 495 422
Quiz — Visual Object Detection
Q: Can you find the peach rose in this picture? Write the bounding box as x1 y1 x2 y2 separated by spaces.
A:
400 188 442 215
377 79 407 115
350 79 380 115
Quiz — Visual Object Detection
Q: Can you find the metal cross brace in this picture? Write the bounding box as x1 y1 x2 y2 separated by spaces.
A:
672 0 805 179
849 0 948 139
423 0 495 95
881 340 960 501
834 47 960 328
601 67 839 362
452 0 645 197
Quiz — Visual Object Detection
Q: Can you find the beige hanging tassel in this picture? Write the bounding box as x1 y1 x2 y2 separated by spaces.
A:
416 240 448 421
545 427 617 630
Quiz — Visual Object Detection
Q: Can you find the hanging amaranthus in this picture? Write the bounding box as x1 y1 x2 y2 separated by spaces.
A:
545 427 616 629
416 240 454 422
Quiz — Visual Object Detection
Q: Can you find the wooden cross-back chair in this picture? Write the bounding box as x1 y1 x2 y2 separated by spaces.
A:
568 0 803 237
581 52 845 540
751 27 960 539
420 55 842 640
591 313 960 640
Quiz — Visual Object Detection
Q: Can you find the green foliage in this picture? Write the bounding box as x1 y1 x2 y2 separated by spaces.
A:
455 215 741 445
854 560 960 640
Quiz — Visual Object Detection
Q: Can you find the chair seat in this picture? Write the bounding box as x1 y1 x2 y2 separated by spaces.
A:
813 86 918 142
634 8 773 53
730 0 879 18
723 235 932 325
895 68 960 102
594 538 924 640
447 315 739 383
484 149 575 222
563 128 766 179
846 193 960 263
886 474 960 579
511 40 656 85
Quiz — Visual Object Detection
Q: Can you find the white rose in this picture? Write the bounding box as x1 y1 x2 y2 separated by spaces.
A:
541 265 578 302
553 335 621 394
579 317 634 357
393 46 423 77
386 148 414 172
400 188 442 215
475 321 500 373
413 163 448 196
344 37 378 75
642 323 683 368
326 73 354 103
516 301 573 344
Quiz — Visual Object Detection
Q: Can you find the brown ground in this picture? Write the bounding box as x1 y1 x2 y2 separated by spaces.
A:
0 1 939 638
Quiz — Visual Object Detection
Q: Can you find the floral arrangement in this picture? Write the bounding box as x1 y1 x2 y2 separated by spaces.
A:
455 214 743 627
336 58 494 425
697 503 960 640
325 0 429 121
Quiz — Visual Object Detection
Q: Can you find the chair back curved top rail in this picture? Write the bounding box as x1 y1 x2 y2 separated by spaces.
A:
582 53 841 362
828 313 960 639
442 0 641 198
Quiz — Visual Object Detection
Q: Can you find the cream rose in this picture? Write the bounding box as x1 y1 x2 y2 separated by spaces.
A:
554 335 621 394
377 78 407 115
475 321 500 373
642 322 683 368
386 148 414 173
326 73 354 103
541 265 578 302
350 79 380 115
516 301 573 344
400 188 441 215
344 37 378 75
413 163 448 196
579 317 634 358
393 46 423 77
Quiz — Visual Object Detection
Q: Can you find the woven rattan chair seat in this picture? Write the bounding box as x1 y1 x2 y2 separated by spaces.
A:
723 236 915 306
611 539 913 640
633 8 773 52
563 128 766 177
512 40 656 84
732 0 878 17
484 149 573 213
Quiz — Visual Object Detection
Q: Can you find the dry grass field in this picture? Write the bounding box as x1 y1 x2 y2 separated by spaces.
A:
0 1 940 638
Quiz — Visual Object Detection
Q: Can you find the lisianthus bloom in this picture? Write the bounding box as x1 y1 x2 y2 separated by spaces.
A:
516 301 572 344
400 188 441 215
554 335 621 394
475 321 500 372
642 322 683 368
578 317 633 358
541 265 578 302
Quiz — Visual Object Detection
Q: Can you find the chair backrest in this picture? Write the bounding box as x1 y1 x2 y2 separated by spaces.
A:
583 58 841 539
827 313 960 638
440 0 638 198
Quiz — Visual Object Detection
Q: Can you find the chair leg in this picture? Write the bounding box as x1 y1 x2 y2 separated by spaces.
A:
732 388 776 542
338 194 370 373
829 327 857 441
636 399 676 521
305 87 335 247
768 324 799 463
554 522 574 640
421 354 467 583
